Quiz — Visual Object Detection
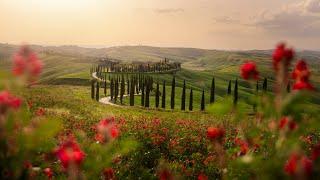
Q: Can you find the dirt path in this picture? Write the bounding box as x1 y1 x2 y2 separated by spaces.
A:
92 72 139 107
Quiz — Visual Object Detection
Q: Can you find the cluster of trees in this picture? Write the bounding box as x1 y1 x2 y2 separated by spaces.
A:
90 58 181 75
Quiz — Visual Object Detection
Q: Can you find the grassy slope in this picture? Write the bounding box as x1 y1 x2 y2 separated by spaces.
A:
1 43 320 106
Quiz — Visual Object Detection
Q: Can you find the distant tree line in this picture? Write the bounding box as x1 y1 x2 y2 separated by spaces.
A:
90 58 181 76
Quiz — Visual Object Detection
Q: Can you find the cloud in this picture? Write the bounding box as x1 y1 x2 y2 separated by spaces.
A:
153 8 184 14
304 0 320 13
213 16 239 24
252 0 320 37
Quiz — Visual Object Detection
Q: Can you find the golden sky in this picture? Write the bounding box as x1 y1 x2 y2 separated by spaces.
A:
0 0 319 50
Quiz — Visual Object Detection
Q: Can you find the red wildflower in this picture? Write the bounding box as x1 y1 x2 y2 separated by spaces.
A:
12 45 43 82
284 153 298 175
0 90 22 113
292 60 310 81
96 117 120 143
311 143 320 161
240 61 259 80
55 139 85 169
198 173 208 180
43 168 53 179
278 117 297 131
35 107 45 116
293 81 314 91
291 60 315 91
235 138 249 156
272 43 294 70
279 117 289 129
284 153 313 176
103 167 115 180
207 127 225 141
158 169 173 180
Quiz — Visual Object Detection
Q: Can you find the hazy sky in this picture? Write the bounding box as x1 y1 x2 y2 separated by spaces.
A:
0 0 320 50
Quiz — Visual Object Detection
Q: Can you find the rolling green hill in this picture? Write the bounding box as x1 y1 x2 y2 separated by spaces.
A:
1 43 319 107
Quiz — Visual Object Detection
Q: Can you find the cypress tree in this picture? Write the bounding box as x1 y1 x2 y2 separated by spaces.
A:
210 77 215 103
96 81 100 101
181 80 186 110
104 80 107 96
127 78 130 95
120 75 125 104
201 89 205 111
155 82 160 108
287 81 291 93
114 77 119 103
130 77 134 106
227 80 232 95
145 78 150 107
189 88 193 111
141 81 145 106
171 76 175 110
110 77 114 100
262 78 267 92
162 80 166 109
91 80 95 99
234 79 238 105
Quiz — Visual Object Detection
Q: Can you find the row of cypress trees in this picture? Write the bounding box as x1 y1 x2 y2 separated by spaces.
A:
91 75 270 111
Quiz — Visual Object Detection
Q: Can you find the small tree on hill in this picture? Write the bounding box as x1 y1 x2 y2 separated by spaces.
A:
171 76 175 110
127 78 130 95
91 80 95 99
262 77 267 92
162 80 166 109
181 80 186 111
155 82 160 108
96 81 100 101
210 77 215 103
227 80 232 95
234 79 238 105
201 89 205 111
145 78 150 108
114 77 119 103
130 77 134 106
110 77 114 100
141 81 145 106
104 80 107 96
120 75 125 104
189 88 193 111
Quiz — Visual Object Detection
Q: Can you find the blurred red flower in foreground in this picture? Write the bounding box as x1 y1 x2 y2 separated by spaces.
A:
43 168 53 179
235 138 249 156
12 45 43 82
272 43 294 70
103 167 115 180
279 117 297 131
35 107 45 116
95 117 119 143
240 62 259 80
291 60 314 91
284 153 313 176
55 139 85 169
198 173 208 180
207 127 225 141
0 90 22 113
311 143 320 161
158 169 173 180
